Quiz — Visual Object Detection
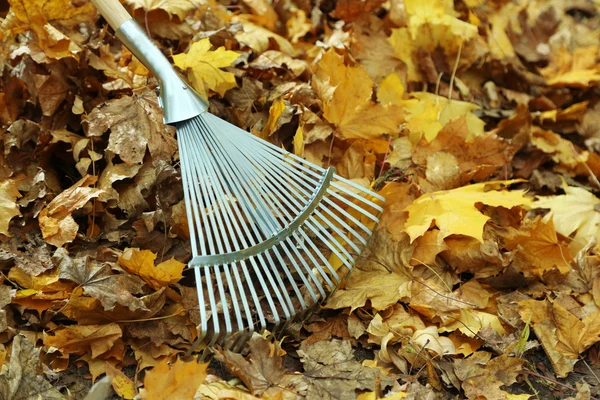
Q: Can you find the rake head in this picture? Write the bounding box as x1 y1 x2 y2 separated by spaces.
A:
176 113 385 353
108 18 384 354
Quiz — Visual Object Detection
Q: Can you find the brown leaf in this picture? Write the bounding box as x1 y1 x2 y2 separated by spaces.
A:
54 248 148 311
504 217 573 278
413 117 519 185
453 352 524 400
217 333 288 396
86 95 177 164
0 335 65 400
298 339 384 400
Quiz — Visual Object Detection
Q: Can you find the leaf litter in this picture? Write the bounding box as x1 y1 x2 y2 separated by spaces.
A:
1 0 600 399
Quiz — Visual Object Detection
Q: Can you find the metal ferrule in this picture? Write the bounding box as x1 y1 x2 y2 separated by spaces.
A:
115 19 209 125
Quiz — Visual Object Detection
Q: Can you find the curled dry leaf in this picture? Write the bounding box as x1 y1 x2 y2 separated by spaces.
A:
38 175 103 247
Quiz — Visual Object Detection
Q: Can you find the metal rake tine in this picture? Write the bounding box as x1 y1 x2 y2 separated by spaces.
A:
188 122 277 338
185 121 289 343
201 129 295 326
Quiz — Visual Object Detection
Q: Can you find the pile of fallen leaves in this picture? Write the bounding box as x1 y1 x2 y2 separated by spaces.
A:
1 0 600 398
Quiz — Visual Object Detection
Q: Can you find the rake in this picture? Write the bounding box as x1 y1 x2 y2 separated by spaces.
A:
90 0 385 352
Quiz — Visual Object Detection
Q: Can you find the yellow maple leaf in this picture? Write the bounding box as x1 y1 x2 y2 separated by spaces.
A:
118 248 185 290
140 357 208 400
377 72 405 106
403 92 485 142
316 50 404 140
531 183 600 252
173 39 239 98
540 46 600 87
0 180 21 236
403 180 532 242
261 98 286 139
389 0 478 81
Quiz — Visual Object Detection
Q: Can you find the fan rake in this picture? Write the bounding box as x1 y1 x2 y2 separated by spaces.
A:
90 0 385 353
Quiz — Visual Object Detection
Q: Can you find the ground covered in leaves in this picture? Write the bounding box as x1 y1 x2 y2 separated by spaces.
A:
1 0 600 399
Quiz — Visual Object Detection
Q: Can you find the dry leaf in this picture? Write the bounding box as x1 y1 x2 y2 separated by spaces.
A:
0 335 65 400
531 183 600 253
86 95 177 164
54 248 148 311
43 324 122 358
0 180 21 236
38 175 102 247
403 180 532 243
315 50 404 140
118 248 185 290
298 339 388 400
173 39 239 98
139 357 208 400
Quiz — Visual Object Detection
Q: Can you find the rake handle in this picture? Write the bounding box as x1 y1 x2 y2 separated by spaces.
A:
90 0 133 31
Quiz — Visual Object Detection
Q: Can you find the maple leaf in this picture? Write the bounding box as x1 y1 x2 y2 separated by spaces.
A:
377 73 405 106
298 339 388 400
453 352 524 400
403 180 532 243
233 17 294 55
388 0 479 82
531 183 600 252
519 300 600 377
43 323 122 359
139 357 208 400
403 93 485 142
173 39 239 98
125 0 208 21
86 94 178 164
38 175 103 247
118 248 185 290
217 333 295 396
0 180 21 236
54 248 148 312
326 231 412 311
540 46 600 87
106 362 136 400
315 50 404 140
504 217 573 277
0 335 65 400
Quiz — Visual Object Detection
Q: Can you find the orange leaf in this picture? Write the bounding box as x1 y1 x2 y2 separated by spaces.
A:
140 357 208 400
118 248 185 290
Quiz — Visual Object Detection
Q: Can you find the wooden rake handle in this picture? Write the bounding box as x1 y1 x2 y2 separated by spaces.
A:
90 0 133 31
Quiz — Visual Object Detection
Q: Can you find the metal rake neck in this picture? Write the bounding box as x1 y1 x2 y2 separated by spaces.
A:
189 168 335 267
115 20 209 125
